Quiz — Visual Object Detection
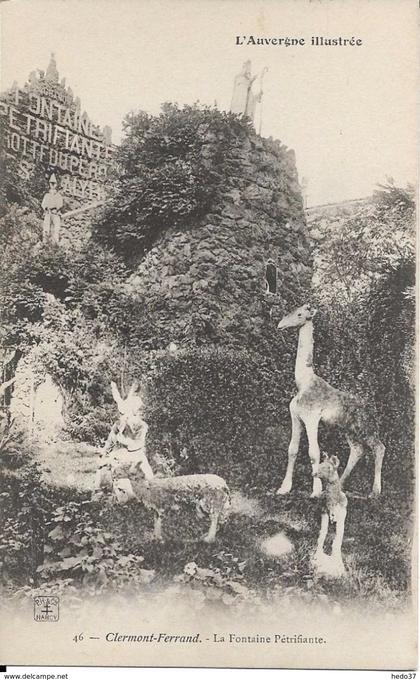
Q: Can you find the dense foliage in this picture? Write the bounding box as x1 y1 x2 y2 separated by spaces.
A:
312 182 415 305
0 172 131 440
312 183 415 486
0 433 52 584
0 430 156 593
38 500 155 592
94 103 252 258
143 346 293 488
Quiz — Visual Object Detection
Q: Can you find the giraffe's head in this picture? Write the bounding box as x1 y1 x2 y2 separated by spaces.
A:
277 303 317 330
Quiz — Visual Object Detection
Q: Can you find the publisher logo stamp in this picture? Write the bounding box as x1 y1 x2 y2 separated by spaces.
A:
33 595 59 622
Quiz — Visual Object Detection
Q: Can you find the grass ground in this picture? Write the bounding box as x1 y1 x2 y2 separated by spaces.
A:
98 477 413 611
32 438 414 611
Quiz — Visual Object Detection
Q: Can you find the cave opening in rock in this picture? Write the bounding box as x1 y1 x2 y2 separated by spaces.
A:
265 261 277 294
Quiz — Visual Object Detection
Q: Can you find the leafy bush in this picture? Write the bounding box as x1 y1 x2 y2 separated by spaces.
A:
64 404 115 445
311 184 415 489
144 346 294 489
170 560 260 610
38 500 155 592
16 296 128 442
0 418 32 470
0 199 129 356
312 182 415 306
0 198 133 442
94 103 252 258
364 258 415 478
0 462 52 584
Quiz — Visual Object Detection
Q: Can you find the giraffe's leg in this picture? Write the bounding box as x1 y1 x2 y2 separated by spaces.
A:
331 506 347 576
153 512 163 541
277 398 302 495
332 506 346 560
314 512 329 560
303 414 322 497
367 437 385 496
340 437 364 489
204 511 219 543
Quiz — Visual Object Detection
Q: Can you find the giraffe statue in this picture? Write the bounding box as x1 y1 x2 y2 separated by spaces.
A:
276 303 385 497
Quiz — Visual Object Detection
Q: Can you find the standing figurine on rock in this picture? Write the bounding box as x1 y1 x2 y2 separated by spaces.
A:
230 60 267 124
42 173 63 244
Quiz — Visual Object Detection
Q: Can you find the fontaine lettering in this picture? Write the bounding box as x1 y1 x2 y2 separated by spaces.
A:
0 74 114 201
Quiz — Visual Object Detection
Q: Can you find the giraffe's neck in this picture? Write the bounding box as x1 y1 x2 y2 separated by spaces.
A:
295 321 315 390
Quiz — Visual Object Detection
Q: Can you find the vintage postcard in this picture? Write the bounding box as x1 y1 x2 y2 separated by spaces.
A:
0 0 417 670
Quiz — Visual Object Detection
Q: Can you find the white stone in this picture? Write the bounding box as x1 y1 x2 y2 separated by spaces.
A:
259 532 294 558
33 374 64 441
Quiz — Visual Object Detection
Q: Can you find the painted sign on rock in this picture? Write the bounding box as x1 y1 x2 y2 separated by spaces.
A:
0 54 114 202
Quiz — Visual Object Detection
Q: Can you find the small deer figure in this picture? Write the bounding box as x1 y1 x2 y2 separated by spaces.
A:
312 453 348 578
112 449 230 543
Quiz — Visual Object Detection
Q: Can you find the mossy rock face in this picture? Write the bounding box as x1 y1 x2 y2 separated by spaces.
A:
111 111 313 484
95 105 311 352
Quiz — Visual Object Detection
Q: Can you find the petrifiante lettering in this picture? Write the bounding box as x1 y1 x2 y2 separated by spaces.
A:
0 85 114 199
